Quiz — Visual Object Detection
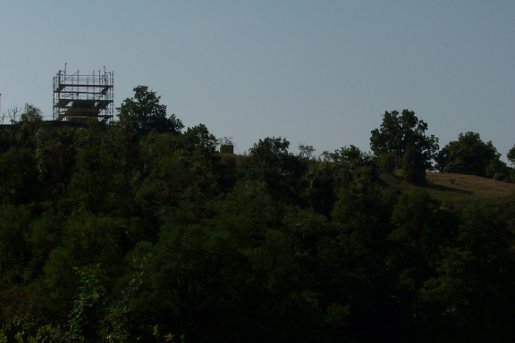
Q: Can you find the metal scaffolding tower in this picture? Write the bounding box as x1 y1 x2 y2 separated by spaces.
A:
53 66 114 122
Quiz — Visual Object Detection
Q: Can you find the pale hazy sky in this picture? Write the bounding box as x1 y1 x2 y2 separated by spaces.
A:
1 0 514 157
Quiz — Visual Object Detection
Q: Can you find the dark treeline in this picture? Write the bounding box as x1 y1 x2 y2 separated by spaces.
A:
0 88 514 342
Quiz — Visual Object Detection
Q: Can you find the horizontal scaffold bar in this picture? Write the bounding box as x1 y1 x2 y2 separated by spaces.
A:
55 84 113 89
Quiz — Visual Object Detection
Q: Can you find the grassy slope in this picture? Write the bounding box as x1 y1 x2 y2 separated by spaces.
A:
386 171 515 207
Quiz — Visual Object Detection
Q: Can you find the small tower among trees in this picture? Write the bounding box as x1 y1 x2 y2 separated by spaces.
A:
53 66 114 122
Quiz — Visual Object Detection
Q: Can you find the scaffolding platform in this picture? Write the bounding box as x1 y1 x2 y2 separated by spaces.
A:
53 67 114 122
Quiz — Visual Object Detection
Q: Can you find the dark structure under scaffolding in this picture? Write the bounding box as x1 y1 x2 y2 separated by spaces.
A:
53 66 114 122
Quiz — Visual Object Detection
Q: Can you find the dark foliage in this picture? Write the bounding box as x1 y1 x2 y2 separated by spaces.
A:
437 131 508 179
0 101 514 343
118 85 183 134
370 109 439 175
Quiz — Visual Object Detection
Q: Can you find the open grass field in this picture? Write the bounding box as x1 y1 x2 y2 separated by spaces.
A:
387 170 515 207
425 172 515 207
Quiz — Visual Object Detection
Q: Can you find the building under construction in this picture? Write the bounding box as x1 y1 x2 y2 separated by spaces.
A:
53 66 114 122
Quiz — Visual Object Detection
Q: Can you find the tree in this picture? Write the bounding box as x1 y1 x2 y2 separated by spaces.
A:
417 205 515 342
0 205 32 285
436 132 506 178
0 148 39 204
184 124 218 155
370 110 439 180
508 144 515 167
117 86 183 133
34 126 76 198
69 126 133 214
401 144 426 184
17 104 44 148
244 137 306 203
20 104 43 122
298 144 316 159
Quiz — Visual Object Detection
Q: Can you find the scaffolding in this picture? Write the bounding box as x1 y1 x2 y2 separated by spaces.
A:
53 66 114 122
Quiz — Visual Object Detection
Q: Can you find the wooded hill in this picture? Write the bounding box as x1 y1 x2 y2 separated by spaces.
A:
0 89 514 342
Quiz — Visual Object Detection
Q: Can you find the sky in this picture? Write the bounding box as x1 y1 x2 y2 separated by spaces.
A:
0 0 514 157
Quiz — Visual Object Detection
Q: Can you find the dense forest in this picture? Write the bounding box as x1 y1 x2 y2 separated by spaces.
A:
0 86 514 342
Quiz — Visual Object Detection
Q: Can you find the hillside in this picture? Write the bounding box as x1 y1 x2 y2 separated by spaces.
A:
426 172 515 202
0 117 514 341
384 170 515 207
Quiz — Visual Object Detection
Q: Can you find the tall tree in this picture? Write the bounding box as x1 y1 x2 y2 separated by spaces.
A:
436 131 506 178
117 86 183 133
370 109 439 181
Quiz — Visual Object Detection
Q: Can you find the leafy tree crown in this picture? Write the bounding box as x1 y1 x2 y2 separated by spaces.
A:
370 109 439 170
117 85 183 133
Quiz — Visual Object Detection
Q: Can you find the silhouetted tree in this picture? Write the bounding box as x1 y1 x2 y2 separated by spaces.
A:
437 131 506 178
370 109 438 183
118 85 183 133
